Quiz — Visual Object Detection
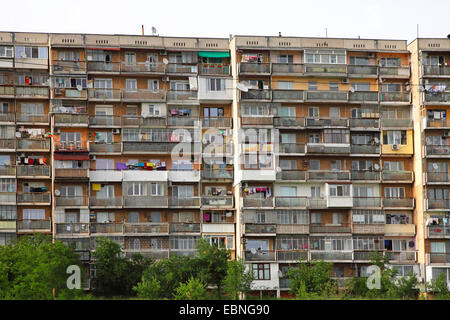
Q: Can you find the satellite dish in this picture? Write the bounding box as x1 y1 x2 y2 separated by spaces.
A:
276 167 282 173
236 82 249 92
350 87 355 93
76 84 82 91
15 132 21 138
433 163 439 170
250 248 257 254
54 189 61 196
162 58 169 65
374 164 380 171
374 137 380 144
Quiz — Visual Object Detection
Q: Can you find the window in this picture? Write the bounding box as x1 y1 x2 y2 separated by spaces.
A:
23 209 45 220
329 185 350 197
380 57 400 67
127 183 144 196
392 265 415 277
309 133 320 143
170 236 198 250
97 212 115 223
308 81 318 91
94 79 112 89
125 53 136 65
329 82 339 91
431 242 445 253
281 133 296 144
280 186 296 197
279 159 296 170
208 78 225 91
311 212 322 224
60 132 82 145
58 51 79 61
148 79 159 91
279 107 295 117
353 186 375 197
304 49 346 64
308 107 319 118
381 83 401 92
243 104 271 116
126 79 137 91
349 56 370 65
204 235 233 249
252 263 270 280
21 103 43 115
278 81 294 90
352 160 374 171
95 131 113 143
311 186 321 198
383 161 404 171
384 187 405 199
15 46 47 59
353 210 385 224
0 206 16 220
324 129 349 144
350 83 370 91
277 54 293 63
277 211 308 225
310 160 320 170
170 81 189 91
0 178 16 192
331 160 341 171
383 130 407 145
0 46 13 58
95 159 114 170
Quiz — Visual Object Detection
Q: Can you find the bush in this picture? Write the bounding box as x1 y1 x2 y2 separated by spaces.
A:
133 275 161 299
173 277 207 300
428 273 450 299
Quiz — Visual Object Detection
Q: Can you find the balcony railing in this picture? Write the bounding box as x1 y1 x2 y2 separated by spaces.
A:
350 119 379 129
87 61 121 72
170 197 200 207
201 117 232 128
88 88 121 100
167 63 198 74
52 60 86 73
121 116 166 127
54 141 88 152
0 85 15 97
279 143 305 154
350 144 380 154
429 253 450 264
90 197 123 208
308 198 327 209
347 65 378 76
305 91 348 102
15 86 48 98
427 226 450 238
379 66 410 77
121 62 166 73
310 251 352 261
0 139 16 150
17 165 50 177
310 223 351 233
307 143 350 154
381 118 412 128
167 117 198 127
423 65 450 76
273 117 305 127
89 115 121 127
272 90 304 101
382 171 413 182
15 113 49 123
308 170 350 181
54 168 88 179
243 250 276 262
167 90 198 101
277 250 308 262
241 89 271 101
90 223 123 234
242 198 274 208
122 142 179 153
426 144 450 156
424 92 450 103
352 224 385 234
201 196 233 207
351 171 380 181
122 89 166 101
198 63 230 75
383 198 414 208
17 139 50 151
426 118 450 128
239 63 271 74
276 170 306 181
306 117 348 127
90 142 121 153
52 88 87 99
427 199 450 210
427 172 450 183
0 112 15 122
55 196 88 207
379 92 410 103
54 114 89 126
17 192 51 204
245 224 277 234
304 64 347 75
124 223 169 235
0 193 16 204
275 196 307 208
169 223 201 233
123 196 168 208
240 116 273 126
385 251 416 262
0 165 15 176
353 197 382 208
349 91 379 102
17 219 51 231
272 63 304 74
55 223 89 235
201 169 233 180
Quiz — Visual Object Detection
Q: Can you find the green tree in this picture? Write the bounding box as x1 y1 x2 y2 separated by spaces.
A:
287 259 336 298
133 275 161 299
193 238 230 299
0 234 85 299
223 258 254 300
173 277 207 300
428 272 450 299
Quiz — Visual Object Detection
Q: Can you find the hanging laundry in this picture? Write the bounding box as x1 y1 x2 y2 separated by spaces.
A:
92 184 101 191
266 187 272 198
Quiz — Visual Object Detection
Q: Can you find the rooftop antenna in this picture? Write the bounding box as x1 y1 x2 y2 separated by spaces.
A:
152 26 158 36
278 32 282 37
141 25 144 36
325 28 327 38
417 24 419 39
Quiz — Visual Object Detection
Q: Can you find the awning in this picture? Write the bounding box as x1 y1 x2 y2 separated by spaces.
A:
54 154 90 160
198 51 230 58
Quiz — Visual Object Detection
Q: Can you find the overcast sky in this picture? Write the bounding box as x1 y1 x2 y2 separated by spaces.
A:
2 0 449 43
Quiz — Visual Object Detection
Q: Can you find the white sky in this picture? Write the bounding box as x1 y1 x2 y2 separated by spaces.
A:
2 0 449 43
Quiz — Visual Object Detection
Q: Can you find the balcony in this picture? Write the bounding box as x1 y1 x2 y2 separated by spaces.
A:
240 116 273 126
0 193 16 204
272 63 304 75
379 92 411 104
382 171 413 182
239 63 271 75
384 224 416 236
169 197 200 208
0 112 15 123
201 117 232 128
427 199 450 210
426 118 450 129
273 117 305 128
383 198 414 209
379 66 410 78
308 198 327 209
276 170 306 181
124 223 169 235
55 196 88 207
428 253 450 264
122 142 179 153
306 117 348 128
52 60 86 73
167 63 197 74
167 90 198 103
424 92 450 104
201 168 233 180
274 196 307 208
304 64 347 76
167 117 198 127
353 251 383 261
386 251 416 263
90 223 123 235
278 143 305 154
353 197 382 208
427 226 450 238
0 139 16 151
122 89 166 102
126 250 169 260
272 90 304 102
245 224 277 235
425 144 450 157
381 118 412 128
0 85 14 98
17 219 51 232
347 65 378 77
305 91 348 102
88 89 121 101
15 86 48 99
198 63 230 75
242 198 274 208
243 250 276 262
15 113 49 124
277 250 308 262
0 165 15 176
350 119 380 130
201 196 233 208
279 278 292 289
423 65 450 77
54 168 89 179
89 115 121 127
351 171 380 181
348 91 378 103
240 89 271 101
0 220 16 231
54 114 89 127
90 142 121 154
17 192 51 205
17 139 50 151
52 88 87 100
276 224 309 234
306 143 350 154
90 197 123 208
54 141 88 152
123 195 168 208
308 170 350 181
17 165 50 178
122 116 166 127
87 61 120 73
352 224 385 234
310 251 353 261
350 144 380 155
310 223 351 234
121 62 166 74
55 223 89 235
169 223 201 234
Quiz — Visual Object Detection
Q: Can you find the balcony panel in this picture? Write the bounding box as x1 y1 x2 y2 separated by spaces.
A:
310 251 352 261
17 192 51 204
307 143 350 154
351 144 380 154
352 224 385 234
379 92 410 103
123 196 168 208
386 251 416 262
306 118 348 127
276 224 309 234
349 91 378 102
424 92 450 104
90 197 123 208
245 224 276 234
122 89 166 101
275 197 307 208
277 250 308 262
0 113 15 123
0 85 15 97
310 224 351 233
383 198 414 209
381 118 413 128
52 60 86 73
382 171 413 182
384 224 415 236
55 223 89 235
240 116 273 126
169 197 200 207
167 117 198 127
88 89 121 101
167 64 197 74
55 196 88 207
201 196 233 208
170 223 201 233
306 91 348 102
426 118 450 129
242 198 274 208
54 141 88 152
17 219 51 232
243 250 276 262
89 115 121 127
427 226 450 238
276 170 306 181
239 63 270 74
304 64 347 75
90 223 123 234
87 62 120 72
17 165 50 177
15 86 48 98
379 66 410 77
278 143 305 154
241 89 271 101
427 199 450 210
347 65 378 76
423 65 450 77
272 90 304 101
0 220 16 231
351 171 380 181
0 139 15 151
52 88 87 100
0 193 16 204
426 145 450 156
122 142 178 153
121 62 165 73
201 117 232 128
273 117 305 128
17 139 50 151
124 223 169 235
308 170 350 181
54 114 89 126
202 223 234 233
122 116 167 127
167 90 198 102
0 165 15 176
201 169 233 180
350 119 379 130
308 198 327 209
16 114 49 124
353 197 382 208
55 168 88 179
199 63 230 75
90 143 121 154
428 253 450 264
272 63 304 74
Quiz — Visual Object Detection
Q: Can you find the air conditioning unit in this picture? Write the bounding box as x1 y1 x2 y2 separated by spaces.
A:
112 128 120 134
341 78 349 84
392 144 399 150
368 53 376 58
241 238 247 244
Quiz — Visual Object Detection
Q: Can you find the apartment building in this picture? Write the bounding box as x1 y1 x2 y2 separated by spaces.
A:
410 38 450 287
230 36 417 297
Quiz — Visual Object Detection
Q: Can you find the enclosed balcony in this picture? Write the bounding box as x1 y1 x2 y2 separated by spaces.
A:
54 168 89 179
305 91 348 102
243 250 276 262
276 170 306 181
122 89 166 102
379 66 410 78
272 90 304 102
382 171 413 182
379 92 411 104
310 223 351 234
240 89 271 101
169 223 201 234
17 139 50 152
52 60 86 74
383 198 414 209
123 223 169 235
87 61 120 73
54 114 89 127
424 92 450 104
348 91 378 103
304 64 347 76
55 223 89 235
308 170 350 181
347 65 378 77
89 142 121 154
201 196 233 208
17 219 51 233
239 63 271 75
422 65 450 77
272 63 304 75
55 196 88 207
244 224 277 235
17 192 51 205
123 195 168 208
15 86 49 99
17 165 50 178
121 62 166 74
427 226 450 238
198 63 230 75
274 196 307 208
87 89 121 101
